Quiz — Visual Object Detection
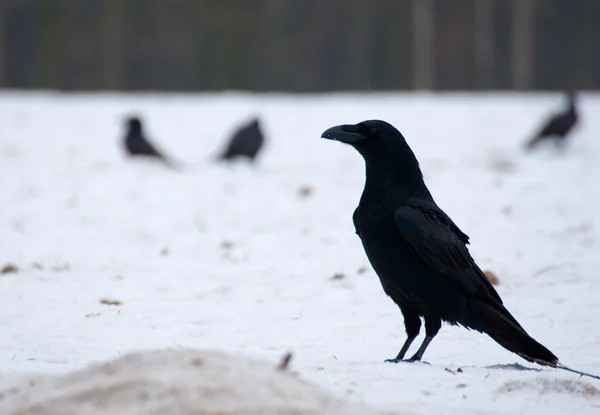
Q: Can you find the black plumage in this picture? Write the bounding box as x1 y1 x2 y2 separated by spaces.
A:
322 120 558 366
220 118 264 162
124 117 175 166
525 91 578 150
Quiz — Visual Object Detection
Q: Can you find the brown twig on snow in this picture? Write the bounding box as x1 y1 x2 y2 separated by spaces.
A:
277 352 293 371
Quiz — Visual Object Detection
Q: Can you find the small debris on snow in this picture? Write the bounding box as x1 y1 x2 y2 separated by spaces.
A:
50 263 70 272
298 186 313 198
483 270 500 286
277 352 293 371
99 299 123 306
490 158 517 173
564 222 592 234
159 247 169 256
221 240 234 249
31 262 43 270
331 273 346 280
85 313 101 318
533 263 572 276
1 263 18 274
357 266 368 274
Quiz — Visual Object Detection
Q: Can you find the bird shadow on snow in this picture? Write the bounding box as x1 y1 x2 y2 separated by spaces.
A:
437 362 542 376
442 362 549 375
497 378 600 398
484 362 542 372
387 361 542 373
439 363 600 399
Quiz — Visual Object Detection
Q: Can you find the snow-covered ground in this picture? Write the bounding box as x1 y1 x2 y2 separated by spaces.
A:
1 92 599 414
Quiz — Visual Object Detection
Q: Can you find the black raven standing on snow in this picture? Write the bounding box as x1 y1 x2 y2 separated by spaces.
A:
525 91 578 150
220 118 264 162
124 117 177 167
322 120 558 366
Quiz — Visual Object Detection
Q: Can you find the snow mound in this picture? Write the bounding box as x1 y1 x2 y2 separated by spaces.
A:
0 349 381 415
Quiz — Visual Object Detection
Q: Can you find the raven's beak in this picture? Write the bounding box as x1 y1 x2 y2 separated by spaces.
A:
321 124 365 144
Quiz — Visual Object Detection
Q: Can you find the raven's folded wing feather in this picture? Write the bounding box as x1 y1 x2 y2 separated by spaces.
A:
394 202 501 303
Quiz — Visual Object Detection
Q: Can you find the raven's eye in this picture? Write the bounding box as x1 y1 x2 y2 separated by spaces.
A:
367 128 377 137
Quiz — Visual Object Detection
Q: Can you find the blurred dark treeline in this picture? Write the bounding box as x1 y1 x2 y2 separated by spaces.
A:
0 0 599 92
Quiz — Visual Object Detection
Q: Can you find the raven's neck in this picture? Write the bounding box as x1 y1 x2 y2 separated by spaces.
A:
362 160 434 204
127 130 142 142
567 94 577 112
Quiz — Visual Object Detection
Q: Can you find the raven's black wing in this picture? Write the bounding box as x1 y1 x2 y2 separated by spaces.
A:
222 126 262 159
126 133 164 158
139 140 164 158
538 113 569 137
126 134 181 168
394 201 502 303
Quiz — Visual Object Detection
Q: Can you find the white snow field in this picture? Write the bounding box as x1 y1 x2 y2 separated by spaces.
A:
0 92 599 414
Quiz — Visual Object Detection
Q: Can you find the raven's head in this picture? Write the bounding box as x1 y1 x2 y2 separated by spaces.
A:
321 120 425 187
126 117 142 133
322 120 415 159
321 119 408 147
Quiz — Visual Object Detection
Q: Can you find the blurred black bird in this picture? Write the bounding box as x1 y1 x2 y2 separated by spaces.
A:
220 118 264 162
322 120 558 366
124 117 177 167
525 91 578 150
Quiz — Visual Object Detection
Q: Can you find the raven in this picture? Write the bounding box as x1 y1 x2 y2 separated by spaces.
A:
220 118 264 162
525 91 578 150
124 117 176 167
322 120 558 366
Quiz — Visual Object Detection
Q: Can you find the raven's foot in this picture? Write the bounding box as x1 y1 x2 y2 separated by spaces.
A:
384 358 430 365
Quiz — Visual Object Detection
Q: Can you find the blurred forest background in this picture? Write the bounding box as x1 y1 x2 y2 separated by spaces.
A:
0 0 598 92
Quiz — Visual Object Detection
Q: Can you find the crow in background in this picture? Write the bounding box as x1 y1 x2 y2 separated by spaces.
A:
220 118 264 162
322 120 558 366
525 91 578 150
124 117 178 168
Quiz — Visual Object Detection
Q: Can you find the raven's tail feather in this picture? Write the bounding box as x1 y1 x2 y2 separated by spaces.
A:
477 303 558 367
525 134 542 150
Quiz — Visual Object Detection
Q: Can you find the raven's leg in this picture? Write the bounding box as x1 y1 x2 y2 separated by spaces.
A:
385 308 421 363
406 316 441 362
